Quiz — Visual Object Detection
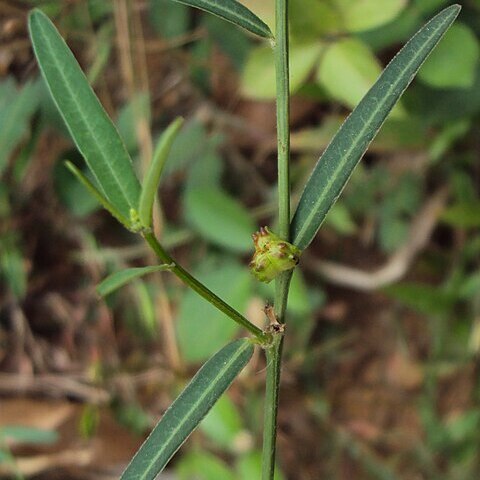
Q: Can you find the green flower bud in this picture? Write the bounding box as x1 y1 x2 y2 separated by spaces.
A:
129 208 147 233
249 227 302 283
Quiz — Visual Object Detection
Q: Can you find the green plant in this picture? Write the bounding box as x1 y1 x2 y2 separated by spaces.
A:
0 425 58 479
0 78 42 302
27 2 460 479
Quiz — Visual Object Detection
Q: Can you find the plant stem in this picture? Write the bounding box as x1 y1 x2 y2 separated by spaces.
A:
143 231 266 341
261 333 284 480
275 0 290 243
263 1 291 479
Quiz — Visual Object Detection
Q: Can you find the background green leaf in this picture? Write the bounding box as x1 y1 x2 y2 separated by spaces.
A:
242 42 323 100
177 259 252 362
0 426 58 446
316 38 383 111
418 23 480 89
200 395 245 451
0 240 27 300
0 79 40 175
96 265 173 297
116 93 151 155
290 0 341 39
332 0 407 33
441 202 480 228
237 451 285 480
383 283 456 317
184 188 255 253
177 451 237 480
149 0 189 39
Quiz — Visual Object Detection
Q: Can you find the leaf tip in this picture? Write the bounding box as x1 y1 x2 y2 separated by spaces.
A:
442 4 461 19
28 7 47 29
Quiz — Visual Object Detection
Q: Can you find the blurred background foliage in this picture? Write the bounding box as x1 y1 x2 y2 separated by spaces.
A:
0 0 480 478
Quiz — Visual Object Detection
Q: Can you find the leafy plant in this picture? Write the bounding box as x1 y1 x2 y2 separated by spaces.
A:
0 78 42 301
28 2 460 479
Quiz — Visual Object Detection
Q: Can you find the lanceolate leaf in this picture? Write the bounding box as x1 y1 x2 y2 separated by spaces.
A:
121 338 254 480
28 9 141 220
96 265 174 297
169 0 273 39
138 117 184 228
291 5 460 250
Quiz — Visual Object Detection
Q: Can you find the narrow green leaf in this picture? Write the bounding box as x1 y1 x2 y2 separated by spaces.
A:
0 241 27 300
291 5 461 250
138 117 184 228
121 338 254 480
169 0 273 38
28 9 141 219
0 426 58 446
97 265 173 297
64 161 130 226
0 80 40 175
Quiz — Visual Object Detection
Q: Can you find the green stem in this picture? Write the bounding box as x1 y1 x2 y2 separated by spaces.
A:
263 1 291 479
261 333 284 480
275 0 290 242
143 231 265 341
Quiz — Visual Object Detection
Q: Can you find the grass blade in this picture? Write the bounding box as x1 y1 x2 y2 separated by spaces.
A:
290 5 461 250
121 338 254 479
169 0 273 38
97 265 174 297
28 9 141 220
138 117 184 228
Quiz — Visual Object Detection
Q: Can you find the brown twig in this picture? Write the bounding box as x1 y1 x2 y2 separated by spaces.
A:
306 187 449 291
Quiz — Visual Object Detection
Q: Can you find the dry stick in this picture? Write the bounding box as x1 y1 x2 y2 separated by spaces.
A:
81 2 116 115
131 0 154 166
0 448 94 478
113 0 182 369
8 300 47 373
155 277 183 371
132 1 182 369
0 373 111 404
306 188 449 290
0 364 175 405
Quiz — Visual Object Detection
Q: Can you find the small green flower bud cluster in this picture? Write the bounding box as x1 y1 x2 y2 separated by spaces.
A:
249 227 301 283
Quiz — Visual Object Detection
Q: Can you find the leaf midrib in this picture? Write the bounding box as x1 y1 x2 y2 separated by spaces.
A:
293 16 448 248
37 16 135 212
137 341 250 479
